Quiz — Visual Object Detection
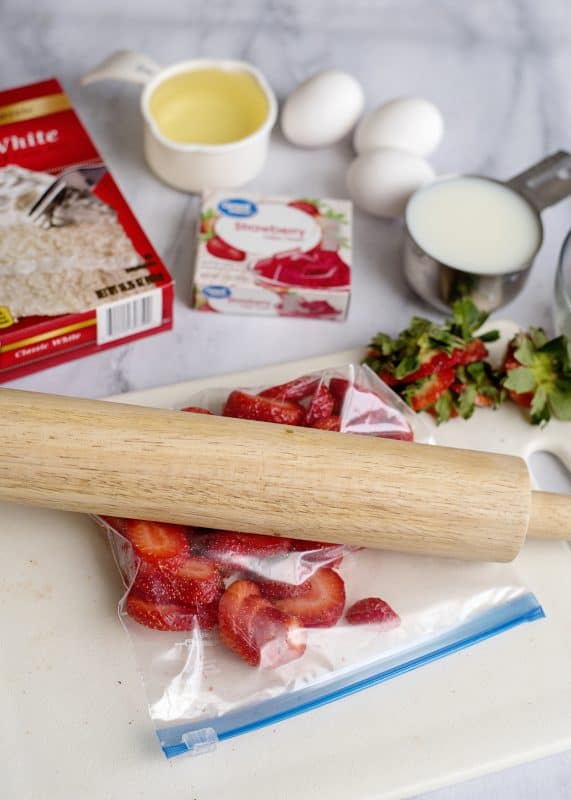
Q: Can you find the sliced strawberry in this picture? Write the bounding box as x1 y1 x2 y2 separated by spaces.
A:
311 415 341 431
132 560 177 603
160 554 224 605
181 406 214 414
287 199 320 216
273 567 346 628
376 428 414 442
289 538 338 552
259 375 320 401
223 390 305 426
192 599 220 630
218 580 306 667
124 520 190 565
98 515 127 535
256 577 311 600
305 385 335 425
329 377 350 413
398 339 488 385
405 368 455 412
345 597 400 628
206 235 246 261
201 530 291 573
125 593 197 632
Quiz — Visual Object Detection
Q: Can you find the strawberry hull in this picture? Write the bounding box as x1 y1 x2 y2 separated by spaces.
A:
193 191 352 320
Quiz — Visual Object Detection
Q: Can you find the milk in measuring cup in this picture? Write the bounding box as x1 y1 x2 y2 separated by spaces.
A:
406 176 542 274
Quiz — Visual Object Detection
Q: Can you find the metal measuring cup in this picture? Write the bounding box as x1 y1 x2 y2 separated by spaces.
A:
403 150 571 312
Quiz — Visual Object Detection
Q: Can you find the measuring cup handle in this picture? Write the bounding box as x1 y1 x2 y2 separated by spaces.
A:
80 49 160 87
506 150 571 212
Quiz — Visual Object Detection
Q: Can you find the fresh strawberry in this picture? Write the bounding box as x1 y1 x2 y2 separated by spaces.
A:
289 538 338 552
132 560 177 603
206 235 246 262
287 199 320 216
126 593 198 632
201 530 291 572
305 385 335 425
98 515 127 535
345 597 400 628
192 599 220 630
259 375 320 401
501 329 571 424
403 368 456 412
218 580 306 667
328 377 349 412
124 520 190 565
273 567 346 628
181 406 213 414
223 390 305 426
311 415 341 431
160 554 224 605
256 577 311 600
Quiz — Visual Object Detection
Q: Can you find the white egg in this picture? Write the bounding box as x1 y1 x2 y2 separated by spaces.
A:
347 147 435 218
354 97 444 158
281 70 365 148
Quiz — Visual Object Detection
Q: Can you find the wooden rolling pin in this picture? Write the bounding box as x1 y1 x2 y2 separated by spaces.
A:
0 388 569 562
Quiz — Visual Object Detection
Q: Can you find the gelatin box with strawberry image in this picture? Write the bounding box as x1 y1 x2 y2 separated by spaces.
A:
193 192 352 320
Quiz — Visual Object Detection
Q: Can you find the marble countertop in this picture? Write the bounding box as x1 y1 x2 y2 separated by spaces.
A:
2 0 571 797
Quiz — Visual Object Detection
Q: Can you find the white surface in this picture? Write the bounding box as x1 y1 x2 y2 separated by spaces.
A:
3 340 571 800
2 2 571 797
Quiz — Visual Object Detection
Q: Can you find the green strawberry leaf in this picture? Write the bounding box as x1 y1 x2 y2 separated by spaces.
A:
369 332 396 356
323 209 347 222
200 230 216 242
530 385 550 425
540 336 570 371
455 384 477 419
513 336 536 367
200 208 216 220
394 355 421 380
504 367 536 393
480 329 501 342
451 298 490 339
433 391 454 424
549 377 571 421
529 327 548 349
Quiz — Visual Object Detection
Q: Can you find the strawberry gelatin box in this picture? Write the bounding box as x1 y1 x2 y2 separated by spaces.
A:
193 192 352 320
0 78 174 383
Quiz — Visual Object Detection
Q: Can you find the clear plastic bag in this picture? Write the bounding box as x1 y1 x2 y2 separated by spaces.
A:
95 364 543 758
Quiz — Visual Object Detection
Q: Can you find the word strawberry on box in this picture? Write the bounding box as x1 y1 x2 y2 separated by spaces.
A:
95 364 542 759
192 192 352 320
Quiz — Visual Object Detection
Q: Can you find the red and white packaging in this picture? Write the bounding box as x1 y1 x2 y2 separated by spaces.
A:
0 78 174 383
193 192 352 320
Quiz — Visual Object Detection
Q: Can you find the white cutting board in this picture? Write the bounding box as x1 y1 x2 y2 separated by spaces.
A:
3 322 571 800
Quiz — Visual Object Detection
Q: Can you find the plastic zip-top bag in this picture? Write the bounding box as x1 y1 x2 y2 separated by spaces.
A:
95 364 544 758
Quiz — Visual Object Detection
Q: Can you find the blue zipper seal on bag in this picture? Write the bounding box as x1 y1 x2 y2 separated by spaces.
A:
157 593 544 758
